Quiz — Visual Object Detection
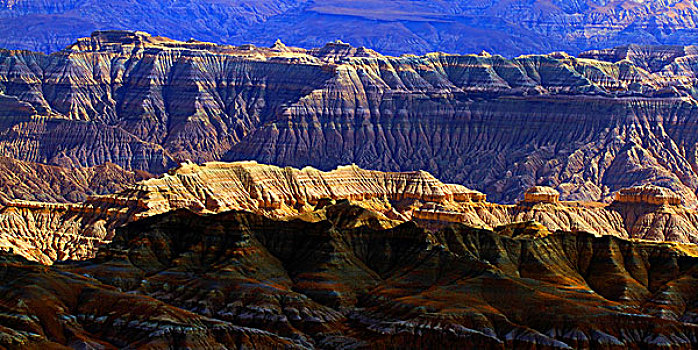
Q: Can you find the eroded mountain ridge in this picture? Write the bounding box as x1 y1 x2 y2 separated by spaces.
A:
3 31 698 206
2 205 698 348
3 161 698 265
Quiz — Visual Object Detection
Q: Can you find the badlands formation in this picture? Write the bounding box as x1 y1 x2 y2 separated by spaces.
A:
1 205 698 348
5 31 698 205
2 161 698 265
0 161 487 264
1 31 698 350
0 156 150 203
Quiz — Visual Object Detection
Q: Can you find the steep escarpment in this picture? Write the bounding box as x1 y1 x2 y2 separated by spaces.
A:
4 31 698 205
611 185 698 243
228 70 698 206
92 160 484 218
0 31 339 172
3 207 697 348
446 185 698 244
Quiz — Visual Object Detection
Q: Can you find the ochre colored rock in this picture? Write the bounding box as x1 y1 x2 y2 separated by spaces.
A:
615 185 683 206
522 186 560 204
0 161 487 263
88 160 487 219
2 161 698 265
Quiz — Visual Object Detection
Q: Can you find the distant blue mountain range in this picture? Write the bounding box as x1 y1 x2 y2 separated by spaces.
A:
2 0 698 56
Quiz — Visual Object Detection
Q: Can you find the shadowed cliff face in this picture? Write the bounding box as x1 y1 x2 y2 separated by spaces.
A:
226 53 698 205
2 207 697 349
3 31 698 206
0 32 337 173
0 156 150 203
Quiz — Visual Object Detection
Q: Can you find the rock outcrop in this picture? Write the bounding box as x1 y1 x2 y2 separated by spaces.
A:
522 186 560 204
97 160 485 218
610 185 698 243
0 161 487 263
616 185 683 206
3 206 698 348
3 161 698 265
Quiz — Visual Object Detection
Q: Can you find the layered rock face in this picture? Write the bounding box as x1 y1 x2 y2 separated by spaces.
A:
522 186 560 204
0 161 487 263
3 206 698 348
93 160 485 218
3 0 698 57
4 161 698 265
5 31 698 206
0 201 106 265
610 185 698 243
616 185 683 206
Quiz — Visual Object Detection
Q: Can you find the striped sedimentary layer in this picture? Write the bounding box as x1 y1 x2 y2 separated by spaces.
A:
0 161 486 264
5 31 698 205
419 185 698 244
96 160 485 218
3 161 698 265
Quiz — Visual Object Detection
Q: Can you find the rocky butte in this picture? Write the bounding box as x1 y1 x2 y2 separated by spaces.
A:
5 31 698 206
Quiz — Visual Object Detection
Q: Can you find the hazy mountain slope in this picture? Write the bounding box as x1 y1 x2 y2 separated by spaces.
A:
3 0 698 56
0 0 308 53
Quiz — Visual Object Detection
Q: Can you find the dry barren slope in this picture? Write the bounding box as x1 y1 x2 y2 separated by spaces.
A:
2 207 698 348
0 156 149 203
